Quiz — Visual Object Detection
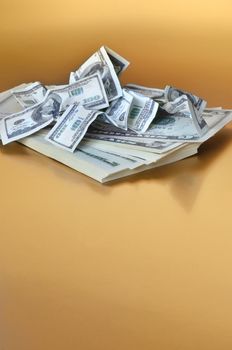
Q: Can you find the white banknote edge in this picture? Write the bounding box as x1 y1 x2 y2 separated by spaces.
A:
18 132 131 181
16 130 198 183
103 143 200 183
0 83 29 103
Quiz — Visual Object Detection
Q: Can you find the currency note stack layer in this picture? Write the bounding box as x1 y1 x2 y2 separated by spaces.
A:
0 46 231 183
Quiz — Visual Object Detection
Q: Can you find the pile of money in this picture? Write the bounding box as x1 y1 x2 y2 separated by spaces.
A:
0 46 231 182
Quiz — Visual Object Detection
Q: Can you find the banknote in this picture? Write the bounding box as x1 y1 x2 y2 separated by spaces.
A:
0 83 30 115
164 85 207 115
86 131 181 152
12 82 47 108
0 93 23 115
69 46 123 102
202 109 232 128
97 109 232 143
126 89 159 133
204 107 222 111
162 94 208 134
0 91 58 144
104 46 130 76
87 108 232 143
91 110 197 142
78 143 143 169
49 72 108 112
0 112 10 119
46 84 67 90
104 89 133 130
87 121 181 152
125 84 165 100
83 138 174 165
0 83 29 104
46 104 101 152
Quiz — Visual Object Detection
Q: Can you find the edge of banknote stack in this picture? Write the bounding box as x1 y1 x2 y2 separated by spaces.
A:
0 46 231 183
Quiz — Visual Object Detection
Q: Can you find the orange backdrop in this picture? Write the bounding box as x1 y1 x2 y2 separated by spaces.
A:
1 1 232 350
1 0 232 107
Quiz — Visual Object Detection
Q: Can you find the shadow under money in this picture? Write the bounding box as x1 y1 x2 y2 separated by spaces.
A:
0 142 29 156
107 127 232 211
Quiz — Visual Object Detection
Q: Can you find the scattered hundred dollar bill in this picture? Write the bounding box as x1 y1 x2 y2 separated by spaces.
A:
0 45 231 183
46 104 101 152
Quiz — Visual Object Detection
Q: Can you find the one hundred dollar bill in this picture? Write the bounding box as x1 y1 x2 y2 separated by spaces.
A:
139 109 232 142
162 94 209 134
0 83 31 115
164 85 207 115
49 72 108 112
12 82 47 108
86 131 181 152
0 112 9 119
69 46 123 102
126 89 159 133
125 83 165 100
87 109 232 143
0 91 58 144
0 83 29 104
46 104 101 152
78 143 143 170
104 89 133 130
104 46 130 76
45 84 67 90
87 120 181 152
0 93 23 115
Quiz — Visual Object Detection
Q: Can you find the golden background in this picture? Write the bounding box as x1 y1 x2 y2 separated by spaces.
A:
1 1 232 349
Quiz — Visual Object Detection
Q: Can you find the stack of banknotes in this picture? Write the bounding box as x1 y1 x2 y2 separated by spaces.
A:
0 46 231 183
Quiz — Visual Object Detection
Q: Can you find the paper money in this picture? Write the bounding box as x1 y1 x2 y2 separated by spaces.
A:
87 120 181 152
125 84 165 100
104 46 130 76
126 90 159 133
162 94 209 134
86 131 181 152
87 108 232 143
49 72 109 112
164 85 207 115
12 82 47 108
0 83 30 115
104 89 133 130
69 46 123 102
0 93 23 115
83 138 173 165
0 112 9 119
0 92 57 144
78 143 143 169
0 83 28 104
46 104 101 152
